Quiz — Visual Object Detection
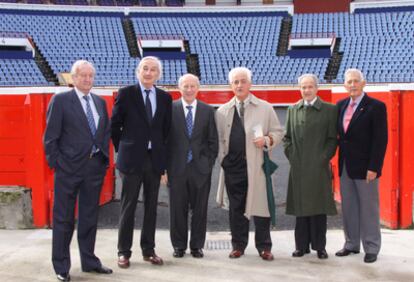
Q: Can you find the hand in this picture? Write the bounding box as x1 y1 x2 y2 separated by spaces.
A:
160 173 168 186
366 170 377 183
253 136 266 148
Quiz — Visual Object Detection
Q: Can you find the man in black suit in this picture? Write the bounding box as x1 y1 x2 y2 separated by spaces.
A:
335 69 388 263
112 56 172 267
165 74 218 259
44 60 112 281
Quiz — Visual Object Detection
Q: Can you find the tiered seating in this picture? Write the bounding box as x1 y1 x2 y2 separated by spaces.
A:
132 13 329 84
0 59 51 86
292 11 414 83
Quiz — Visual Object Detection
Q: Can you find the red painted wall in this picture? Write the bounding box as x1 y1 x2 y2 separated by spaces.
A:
294 0 351 13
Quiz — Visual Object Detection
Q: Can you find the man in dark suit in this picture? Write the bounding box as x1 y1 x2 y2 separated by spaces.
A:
165 74 218 259
112 56 172 267
44 60 112 281
335 69 388 263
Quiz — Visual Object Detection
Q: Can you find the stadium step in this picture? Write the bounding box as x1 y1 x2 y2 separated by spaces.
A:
32 41 59 86
184 40 201 78
324 38 344 82
122 18 140 58
277 16 292 56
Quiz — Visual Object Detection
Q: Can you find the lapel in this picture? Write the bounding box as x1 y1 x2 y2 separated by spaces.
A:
347 94 368 132
70 90 91 135
339 98 349 134
131 84 149 124
152 87 162 126
175 100 189 138
192 100 203 138
90 93 103 134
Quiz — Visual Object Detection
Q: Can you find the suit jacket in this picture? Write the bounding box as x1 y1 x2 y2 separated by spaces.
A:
167 99 218 177
44 89 111 173
337 94 388 179
111 84 172 174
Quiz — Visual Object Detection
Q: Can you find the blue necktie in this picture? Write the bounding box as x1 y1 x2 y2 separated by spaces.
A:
144 89 152 122
186 105 193 163
83 95 97 153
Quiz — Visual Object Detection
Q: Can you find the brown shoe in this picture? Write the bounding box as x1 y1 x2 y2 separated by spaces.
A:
229 249 244 259
143 254 164 265
260 250 274 261
117 256 130 269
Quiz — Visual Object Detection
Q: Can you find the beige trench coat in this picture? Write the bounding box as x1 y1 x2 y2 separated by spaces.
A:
215 94 284 218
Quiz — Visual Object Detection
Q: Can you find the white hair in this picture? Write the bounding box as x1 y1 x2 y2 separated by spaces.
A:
135 56 163 80
298 73 319 86
228 67 252 84
178 73 200 88
344 68 365 81
70 60 95 76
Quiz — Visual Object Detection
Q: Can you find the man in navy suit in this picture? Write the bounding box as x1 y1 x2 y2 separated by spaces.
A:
44 60 112 281
335 69 388 263
112 56 172 267
165 74 218 259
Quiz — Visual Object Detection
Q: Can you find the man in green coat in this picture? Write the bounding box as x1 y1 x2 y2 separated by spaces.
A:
283 74 338 259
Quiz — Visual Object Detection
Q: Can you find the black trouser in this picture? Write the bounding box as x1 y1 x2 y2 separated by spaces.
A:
117 151 161 258
295 214 327 251
52 153 106 275
224 167 272 253
169 163 211 250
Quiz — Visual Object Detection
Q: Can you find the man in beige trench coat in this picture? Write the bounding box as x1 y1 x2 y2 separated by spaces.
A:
216 67 284 260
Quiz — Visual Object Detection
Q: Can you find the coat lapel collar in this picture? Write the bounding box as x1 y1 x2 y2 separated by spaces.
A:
132 84 149 124
348 94 368 131
70 90 91 134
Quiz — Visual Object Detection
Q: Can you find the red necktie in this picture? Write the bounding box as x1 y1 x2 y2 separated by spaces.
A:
343 101 356 132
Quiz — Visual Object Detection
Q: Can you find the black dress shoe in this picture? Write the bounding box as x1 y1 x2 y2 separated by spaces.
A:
335 248 360 257
173 248 185 258
84 265 113 274
191 249 204 258
56 273 70 281
317 249 328 259
292 249 310 257
364 253 377 263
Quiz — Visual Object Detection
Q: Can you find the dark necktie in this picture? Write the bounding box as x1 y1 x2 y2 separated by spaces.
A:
239 101 245 125
144 89 152 122
83 95 97 153
186 105 193 162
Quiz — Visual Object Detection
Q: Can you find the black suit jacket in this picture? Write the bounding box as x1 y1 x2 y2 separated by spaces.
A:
111 84 172 174
167 100 218 176
337 94 388 179
44 90 111 173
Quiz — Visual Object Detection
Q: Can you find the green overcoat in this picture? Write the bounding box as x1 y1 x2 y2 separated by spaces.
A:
283 97 338 216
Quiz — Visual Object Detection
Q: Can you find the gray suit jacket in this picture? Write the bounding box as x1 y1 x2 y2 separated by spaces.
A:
167 99 218 177
44 89 111 173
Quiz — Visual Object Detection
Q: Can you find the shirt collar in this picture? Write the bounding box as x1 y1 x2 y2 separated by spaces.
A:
305 96 318 106
74 87 90 100
181 98 197 109
350 93 365 106
235 94 251 106
139 81 155 94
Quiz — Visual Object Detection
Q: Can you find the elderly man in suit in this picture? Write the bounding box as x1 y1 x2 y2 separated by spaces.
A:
165 73 218 259
44 60 112 281
216 67 283 261
284 74 337 260
335 69 388 263
112 56 172 267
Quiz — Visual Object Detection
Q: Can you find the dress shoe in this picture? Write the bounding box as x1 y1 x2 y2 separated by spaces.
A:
191 249 204 258
317 249 328 259
260 250 274 261
364 253 377 263
85 265 113 274
229 249 244 259
117 255 130 268
335 248 360 257
143 253 164 265
173 248 185 258
56 273 70 282
292 249 310 257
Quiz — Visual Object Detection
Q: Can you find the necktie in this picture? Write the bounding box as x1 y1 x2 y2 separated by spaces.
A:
343 101 356 132
186 105 193 163
144 89 152 122
239 101 245 125
83 95 97 153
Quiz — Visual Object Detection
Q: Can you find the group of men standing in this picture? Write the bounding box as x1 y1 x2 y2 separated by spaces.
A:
44 56 388 282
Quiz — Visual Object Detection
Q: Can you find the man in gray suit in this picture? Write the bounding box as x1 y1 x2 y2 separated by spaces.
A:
165 74 218 258
44 60 112 281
